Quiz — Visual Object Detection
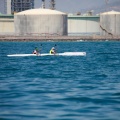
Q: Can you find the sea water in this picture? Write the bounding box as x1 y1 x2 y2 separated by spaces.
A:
0 41 120 120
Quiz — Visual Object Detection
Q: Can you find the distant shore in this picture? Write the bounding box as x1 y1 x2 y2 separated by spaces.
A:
0 35 120 41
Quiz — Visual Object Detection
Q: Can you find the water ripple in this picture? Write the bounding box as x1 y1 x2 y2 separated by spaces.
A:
1 41 120 120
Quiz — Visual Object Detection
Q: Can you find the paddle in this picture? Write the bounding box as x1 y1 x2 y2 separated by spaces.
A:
39 44 42 54
54 44 57 54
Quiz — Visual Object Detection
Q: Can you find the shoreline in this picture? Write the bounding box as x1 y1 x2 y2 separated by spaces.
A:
0 35 120 41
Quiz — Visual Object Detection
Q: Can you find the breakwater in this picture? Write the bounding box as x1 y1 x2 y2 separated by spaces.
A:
0 35 120 41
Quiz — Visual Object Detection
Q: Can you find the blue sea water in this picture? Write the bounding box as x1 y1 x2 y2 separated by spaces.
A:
0 41 120 120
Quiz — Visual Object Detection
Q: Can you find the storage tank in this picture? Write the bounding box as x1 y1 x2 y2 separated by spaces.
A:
100 10 120 36
14 8 67 36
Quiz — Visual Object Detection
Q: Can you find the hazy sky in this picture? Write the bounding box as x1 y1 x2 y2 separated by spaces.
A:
34 0 120 14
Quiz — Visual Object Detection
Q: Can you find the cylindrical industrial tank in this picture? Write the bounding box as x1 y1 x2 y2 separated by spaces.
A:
100 10 120 36
14 8 67 36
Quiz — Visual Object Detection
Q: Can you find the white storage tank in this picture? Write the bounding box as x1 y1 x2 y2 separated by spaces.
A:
14 8 67 36
100 10 120 36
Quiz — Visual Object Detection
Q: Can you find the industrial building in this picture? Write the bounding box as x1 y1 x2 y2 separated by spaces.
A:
11 0 34 14
68 14 100 36
0 9 120 37
0 0 120 38
0 0 11 14
14 8 67 36
0 0 34 15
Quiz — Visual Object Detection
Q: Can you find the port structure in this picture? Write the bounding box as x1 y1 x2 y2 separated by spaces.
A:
11 0 34 14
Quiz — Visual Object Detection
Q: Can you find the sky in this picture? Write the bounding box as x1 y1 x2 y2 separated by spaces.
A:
34 0 120 14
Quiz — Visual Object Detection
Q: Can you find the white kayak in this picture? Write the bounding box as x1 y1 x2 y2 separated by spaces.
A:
7 52 86 57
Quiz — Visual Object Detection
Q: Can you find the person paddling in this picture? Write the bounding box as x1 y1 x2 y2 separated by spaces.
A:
33 47 39 55
49 47 56 54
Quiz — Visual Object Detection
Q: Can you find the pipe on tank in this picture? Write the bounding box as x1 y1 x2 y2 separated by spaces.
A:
42 0 45 8
50 0 55 10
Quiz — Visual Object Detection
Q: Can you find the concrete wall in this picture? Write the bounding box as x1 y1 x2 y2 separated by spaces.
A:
68 15 100 36
0 15 101 36
0 16 14 35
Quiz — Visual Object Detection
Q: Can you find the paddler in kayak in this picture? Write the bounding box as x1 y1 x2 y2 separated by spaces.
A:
49 47 56 54
33 47 39 55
